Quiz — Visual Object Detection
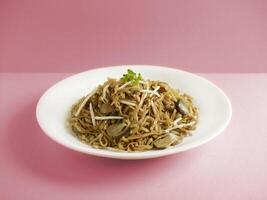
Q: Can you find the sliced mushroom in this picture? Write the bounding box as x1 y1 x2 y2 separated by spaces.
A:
99 104 113 114
153 133 179 149
176 99 189 115
106 122 128 137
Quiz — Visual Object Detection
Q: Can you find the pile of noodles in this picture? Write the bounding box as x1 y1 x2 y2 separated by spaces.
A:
69 77 198 152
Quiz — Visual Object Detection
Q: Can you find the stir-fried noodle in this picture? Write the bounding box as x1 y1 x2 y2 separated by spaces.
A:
69 70 198 152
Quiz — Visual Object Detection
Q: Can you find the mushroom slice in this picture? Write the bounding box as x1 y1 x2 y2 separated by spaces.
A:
153 133 180 149
176 99 189 115
99 104 113 114
106 122 128 137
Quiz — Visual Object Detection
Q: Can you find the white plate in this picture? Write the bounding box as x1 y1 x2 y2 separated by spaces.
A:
36 65 232 159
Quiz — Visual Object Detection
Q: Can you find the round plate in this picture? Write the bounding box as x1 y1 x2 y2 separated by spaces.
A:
36 65 232 159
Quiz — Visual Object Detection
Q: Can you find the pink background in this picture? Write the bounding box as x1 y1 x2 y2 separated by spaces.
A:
1 0 267 73
1 73 267 199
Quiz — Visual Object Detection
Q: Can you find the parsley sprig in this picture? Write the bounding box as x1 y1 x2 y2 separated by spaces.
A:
120 69 142 84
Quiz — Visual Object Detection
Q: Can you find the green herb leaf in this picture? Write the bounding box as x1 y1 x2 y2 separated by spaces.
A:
120 69 143 84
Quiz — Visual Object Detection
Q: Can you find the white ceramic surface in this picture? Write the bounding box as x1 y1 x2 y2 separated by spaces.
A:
36 65 232 159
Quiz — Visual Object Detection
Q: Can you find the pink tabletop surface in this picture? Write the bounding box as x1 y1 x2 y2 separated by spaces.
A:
0 73 266 199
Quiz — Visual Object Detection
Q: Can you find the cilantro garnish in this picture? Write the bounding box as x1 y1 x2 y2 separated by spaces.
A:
120 69 143 84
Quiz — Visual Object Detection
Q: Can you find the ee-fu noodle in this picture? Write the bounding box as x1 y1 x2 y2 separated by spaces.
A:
69 70 198 152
